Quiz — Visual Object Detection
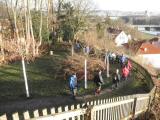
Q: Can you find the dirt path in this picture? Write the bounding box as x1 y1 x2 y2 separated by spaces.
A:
0 77 132 115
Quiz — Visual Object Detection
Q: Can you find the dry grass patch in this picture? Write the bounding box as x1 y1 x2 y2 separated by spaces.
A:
62 54 105 81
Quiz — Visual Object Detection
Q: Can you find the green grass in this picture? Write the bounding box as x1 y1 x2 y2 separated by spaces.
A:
0 50 150 103
0 51 69 102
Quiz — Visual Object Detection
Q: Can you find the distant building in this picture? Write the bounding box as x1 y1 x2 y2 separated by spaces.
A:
137 42 160 69
115 31 130 46
123 37 160 69
107 27 130 46
127 34 132 40
109 16 119 20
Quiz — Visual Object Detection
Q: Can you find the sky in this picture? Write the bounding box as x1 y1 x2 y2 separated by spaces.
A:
93 0 160 12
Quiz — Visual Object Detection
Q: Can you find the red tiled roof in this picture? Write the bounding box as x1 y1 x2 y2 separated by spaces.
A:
123 37 160 54
137 43 160 54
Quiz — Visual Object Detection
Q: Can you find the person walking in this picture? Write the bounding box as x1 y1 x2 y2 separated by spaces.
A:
94 70 104 95
116 69 121 83
115 53 120 64
112 52 116 63
122 65 129 81
75 40 81 52
127 60 132 76
127 60 132 71
99 70 104 84
121 54 127 67
112 74 118 90
69 73 77 99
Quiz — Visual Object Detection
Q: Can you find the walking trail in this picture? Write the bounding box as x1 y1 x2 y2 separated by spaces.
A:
0 76 132 114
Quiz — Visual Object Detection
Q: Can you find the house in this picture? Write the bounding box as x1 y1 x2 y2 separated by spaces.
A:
122 37 160 69
107 27 130 46
115 31 130 46
123 37 160 54
137 42 160 69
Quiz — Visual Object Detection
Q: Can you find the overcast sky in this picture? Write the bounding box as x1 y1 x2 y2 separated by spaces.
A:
93 0 160 12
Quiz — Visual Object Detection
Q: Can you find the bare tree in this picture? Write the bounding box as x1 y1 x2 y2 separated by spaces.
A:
35 0 43 55
0 22 5 62
4 0 39 98
34 0 40 11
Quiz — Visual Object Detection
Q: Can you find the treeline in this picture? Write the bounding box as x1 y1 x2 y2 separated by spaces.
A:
0 0 93 63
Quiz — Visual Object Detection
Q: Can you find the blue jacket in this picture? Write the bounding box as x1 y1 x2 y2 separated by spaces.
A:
69 75 77 89
121 56 126 63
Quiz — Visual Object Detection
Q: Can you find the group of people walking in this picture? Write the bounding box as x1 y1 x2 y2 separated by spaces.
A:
68 47 133 99
69 69 105 99
111 53 132 90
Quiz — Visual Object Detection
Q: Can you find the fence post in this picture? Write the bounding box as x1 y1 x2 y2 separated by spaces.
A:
106 54 110 78
23 111 30 120
42 108 48 116
84 105 93 120
76 104 81 120
145 95 151 119
34 110 39 118
51 107 55 114
0 114 7 120
91 106 96 120
84 58 87 89
12 112 19 120
147 95 152 111
65 106 69 120
132 97 137 119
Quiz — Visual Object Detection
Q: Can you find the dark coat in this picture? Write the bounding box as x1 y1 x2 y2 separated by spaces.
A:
94 74 102 86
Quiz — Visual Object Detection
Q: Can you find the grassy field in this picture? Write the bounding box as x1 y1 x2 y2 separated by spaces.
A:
0 49 149 104
0 51 70 102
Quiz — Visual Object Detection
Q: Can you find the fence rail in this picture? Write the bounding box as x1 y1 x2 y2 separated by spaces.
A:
0 94 150 120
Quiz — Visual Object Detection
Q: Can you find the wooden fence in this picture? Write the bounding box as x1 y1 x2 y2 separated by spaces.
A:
0 94 151 120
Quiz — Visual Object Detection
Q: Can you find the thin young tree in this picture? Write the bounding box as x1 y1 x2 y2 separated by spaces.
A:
5 0 40 97
0 22 5 62
35 0 43 55
7 0 30 97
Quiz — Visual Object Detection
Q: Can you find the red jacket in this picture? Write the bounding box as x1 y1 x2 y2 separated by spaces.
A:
122 67 129 77
127 60 132 71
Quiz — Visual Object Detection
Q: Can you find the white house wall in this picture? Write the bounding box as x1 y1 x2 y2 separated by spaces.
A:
115 31 129 46
138 54 160 69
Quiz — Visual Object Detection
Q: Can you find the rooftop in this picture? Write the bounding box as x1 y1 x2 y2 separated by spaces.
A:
137 42 160 54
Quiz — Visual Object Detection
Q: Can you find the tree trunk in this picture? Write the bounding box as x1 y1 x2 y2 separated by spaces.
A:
71 44 74 56
27 0 36 56
84 58 87 89
47 0 50 31
0 28 4 61
4 0 15 35
106 54 110 78
104 53 109 77
22 56 30 97
36 0 43 55
34 0 37 10
23 0 30 56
